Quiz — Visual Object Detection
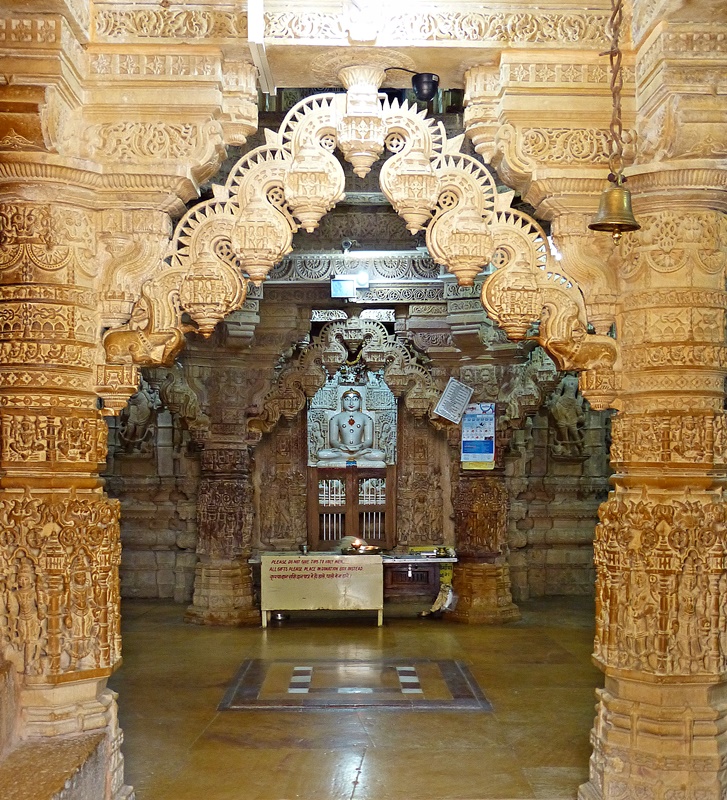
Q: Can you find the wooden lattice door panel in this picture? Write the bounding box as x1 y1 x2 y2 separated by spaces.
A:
307 465 396 550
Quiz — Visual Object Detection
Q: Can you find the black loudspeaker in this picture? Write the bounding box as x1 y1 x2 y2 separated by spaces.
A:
411 73 439 102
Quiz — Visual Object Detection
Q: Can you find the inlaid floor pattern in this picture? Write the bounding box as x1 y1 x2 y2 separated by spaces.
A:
110 597 603 800
220 658 492 710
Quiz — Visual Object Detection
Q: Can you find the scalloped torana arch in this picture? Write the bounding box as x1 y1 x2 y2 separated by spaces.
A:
102 65 618 413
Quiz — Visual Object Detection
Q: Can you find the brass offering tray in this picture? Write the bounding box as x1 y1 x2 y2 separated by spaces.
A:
341 546 382 555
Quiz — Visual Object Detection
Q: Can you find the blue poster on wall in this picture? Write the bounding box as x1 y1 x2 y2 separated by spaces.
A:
460 402 495 470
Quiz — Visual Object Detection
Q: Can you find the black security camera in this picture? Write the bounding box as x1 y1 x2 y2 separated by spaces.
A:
411 73 439 102
384 68 440 102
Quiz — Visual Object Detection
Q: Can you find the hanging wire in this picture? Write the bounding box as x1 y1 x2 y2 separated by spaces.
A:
604 0 625 184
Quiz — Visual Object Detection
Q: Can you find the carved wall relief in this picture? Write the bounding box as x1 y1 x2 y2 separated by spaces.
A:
594 494 727 676
453 477 508 559
0 493 121 679
256 416 308 547
396 413 447 547
197 448 252 560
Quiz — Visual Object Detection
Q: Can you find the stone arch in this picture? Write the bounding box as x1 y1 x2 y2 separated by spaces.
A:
99 65 616 419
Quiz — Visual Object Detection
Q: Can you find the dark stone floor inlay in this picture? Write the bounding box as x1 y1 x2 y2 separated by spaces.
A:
219 659 492 711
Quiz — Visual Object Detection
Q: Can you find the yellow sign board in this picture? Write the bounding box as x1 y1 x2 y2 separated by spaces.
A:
261 554 383 626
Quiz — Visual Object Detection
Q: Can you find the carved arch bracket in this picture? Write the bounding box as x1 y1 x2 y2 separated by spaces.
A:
99 65 619 416
481 208 620 411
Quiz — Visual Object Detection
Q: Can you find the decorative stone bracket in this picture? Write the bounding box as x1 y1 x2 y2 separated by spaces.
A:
481 206 620 411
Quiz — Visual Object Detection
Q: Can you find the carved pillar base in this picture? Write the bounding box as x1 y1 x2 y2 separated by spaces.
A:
185 558 260 626
449 560 521 624
18 683 133 799
579 672 727 800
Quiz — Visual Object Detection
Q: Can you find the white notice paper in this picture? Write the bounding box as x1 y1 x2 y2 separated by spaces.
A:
433 378 474 423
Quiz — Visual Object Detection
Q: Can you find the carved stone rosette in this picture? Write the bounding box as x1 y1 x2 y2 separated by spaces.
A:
185 447 259 626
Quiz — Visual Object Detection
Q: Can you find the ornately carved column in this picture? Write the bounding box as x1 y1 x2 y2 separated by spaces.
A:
578 203 727 797
450 475 520 624
0 199 131 797
580 205 727 800
466 8 727 796
185 447 260 625
577 9 727 798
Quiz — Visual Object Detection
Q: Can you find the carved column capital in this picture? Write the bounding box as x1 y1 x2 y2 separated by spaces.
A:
3 6 258 210
464 54 632 220
632 21 727 172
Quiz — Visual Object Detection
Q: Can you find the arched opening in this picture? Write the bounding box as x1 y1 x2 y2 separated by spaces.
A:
102 88 611 798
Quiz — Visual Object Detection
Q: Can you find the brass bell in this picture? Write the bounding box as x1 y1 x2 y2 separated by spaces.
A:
589 183 640 242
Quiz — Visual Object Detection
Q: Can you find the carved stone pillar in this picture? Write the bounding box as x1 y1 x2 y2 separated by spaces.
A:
465 7 727 793
576 9 727 797
580 207 727 800
185 447 260 626
450 475 520 624
0 199 130 797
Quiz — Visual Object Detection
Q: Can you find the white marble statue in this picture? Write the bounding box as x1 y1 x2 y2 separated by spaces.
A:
315 389 386 467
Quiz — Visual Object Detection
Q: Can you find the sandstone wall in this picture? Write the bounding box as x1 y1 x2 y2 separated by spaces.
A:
506 405 611 601
105 410 200 603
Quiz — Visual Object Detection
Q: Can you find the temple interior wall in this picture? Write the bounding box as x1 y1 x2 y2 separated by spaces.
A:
506 407 611 601
105 410 200 603
104 360 611 601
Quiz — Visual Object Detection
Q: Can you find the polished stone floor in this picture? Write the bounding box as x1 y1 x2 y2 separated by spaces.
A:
109 597 602 800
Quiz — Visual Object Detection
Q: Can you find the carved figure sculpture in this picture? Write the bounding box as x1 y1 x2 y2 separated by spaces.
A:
103 285 186 367
8 417 45 462
65 560 97 670
118 384 157 454
159 362 210 443
316 389 386 466
9 559 45 675
546 374 586 458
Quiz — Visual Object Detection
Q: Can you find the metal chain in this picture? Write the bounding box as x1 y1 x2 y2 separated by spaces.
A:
605 0 625 183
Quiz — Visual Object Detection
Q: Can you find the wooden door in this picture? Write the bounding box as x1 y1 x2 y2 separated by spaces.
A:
307 465 396 550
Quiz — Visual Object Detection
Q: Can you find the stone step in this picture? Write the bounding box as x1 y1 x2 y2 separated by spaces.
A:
0 733 106 800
